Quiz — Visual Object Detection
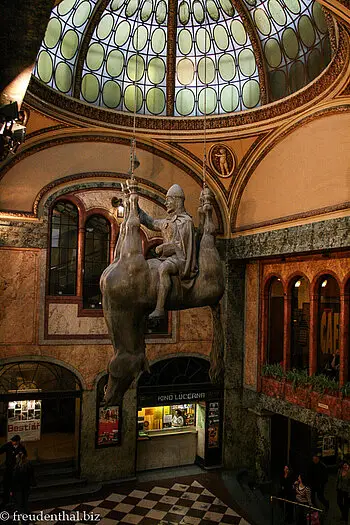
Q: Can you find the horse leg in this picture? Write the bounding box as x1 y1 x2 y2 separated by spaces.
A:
104 311 149 407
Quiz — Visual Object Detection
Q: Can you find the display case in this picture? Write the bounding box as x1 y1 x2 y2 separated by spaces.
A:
137 404 196 436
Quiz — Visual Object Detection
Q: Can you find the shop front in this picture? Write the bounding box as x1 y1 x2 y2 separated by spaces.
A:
137 356 223 471
0 361 82 470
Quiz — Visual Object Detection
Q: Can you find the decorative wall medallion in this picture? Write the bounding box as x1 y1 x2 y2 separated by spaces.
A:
209 144 236 178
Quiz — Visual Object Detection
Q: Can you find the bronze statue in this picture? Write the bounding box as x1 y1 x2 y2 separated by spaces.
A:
100 179 225 406
138 184 198 319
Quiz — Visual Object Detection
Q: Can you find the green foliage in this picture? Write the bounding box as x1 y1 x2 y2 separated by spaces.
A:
261 363 284 379
309 374 339 394
340 382 350 397
286 368 310 389
262 364 343 396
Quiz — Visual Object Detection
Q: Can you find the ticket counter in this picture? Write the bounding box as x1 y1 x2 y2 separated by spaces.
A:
136 388 222 471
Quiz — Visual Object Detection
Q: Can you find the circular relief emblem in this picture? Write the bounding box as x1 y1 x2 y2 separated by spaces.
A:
209 144 236 178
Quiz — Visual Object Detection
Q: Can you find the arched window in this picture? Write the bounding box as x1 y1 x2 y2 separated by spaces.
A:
318 274 340 379
49 200 78 295
291 277 310 371
83 215 110 309
267 277 284 364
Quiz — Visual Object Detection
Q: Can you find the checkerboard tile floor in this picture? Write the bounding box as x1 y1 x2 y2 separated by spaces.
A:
36 480 251 525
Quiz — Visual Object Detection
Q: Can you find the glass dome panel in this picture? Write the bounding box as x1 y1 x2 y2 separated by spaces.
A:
34 0 331 114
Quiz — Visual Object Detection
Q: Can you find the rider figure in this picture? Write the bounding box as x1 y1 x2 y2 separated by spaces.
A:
138 184 198 319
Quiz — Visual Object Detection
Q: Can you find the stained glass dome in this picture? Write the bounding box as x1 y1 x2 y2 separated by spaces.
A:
33 0 331 116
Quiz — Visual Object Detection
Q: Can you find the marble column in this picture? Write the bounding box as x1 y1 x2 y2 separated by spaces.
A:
222 255 257 471
251 409 272 483
80 386 137 482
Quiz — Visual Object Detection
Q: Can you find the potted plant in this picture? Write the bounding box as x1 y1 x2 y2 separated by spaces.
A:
261 363 285 398
341 382 350 421
309 374 341 418
284 369 311 408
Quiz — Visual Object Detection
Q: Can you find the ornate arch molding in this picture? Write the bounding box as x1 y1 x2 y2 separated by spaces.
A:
39 175 225 234
25 24 349 134
0 133 227 234
38 176 167 218
229 102 350 232
0 355 87 391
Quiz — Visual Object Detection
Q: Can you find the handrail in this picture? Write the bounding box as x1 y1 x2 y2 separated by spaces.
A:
270 495 324 513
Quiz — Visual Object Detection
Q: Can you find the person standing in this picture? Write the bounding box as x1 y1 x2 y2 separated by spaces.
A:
308 454 329 511
0 435 27 508
294 473 313 525
12 452 36 524
280 465 295 523
336 460 350 523
172 409 184 428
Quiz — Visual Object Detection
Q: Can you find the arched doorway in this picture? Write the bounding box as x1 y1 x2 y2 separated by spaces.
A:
0 361 82 469
137 356 223 471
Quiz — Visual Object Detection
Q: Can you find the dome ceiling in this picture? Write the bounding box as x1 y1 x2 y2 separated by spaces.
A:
34 0 331 117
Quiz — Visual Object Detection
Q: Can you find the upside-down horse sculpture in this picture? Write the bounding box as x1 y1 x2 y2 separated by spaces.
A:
100 177 225 406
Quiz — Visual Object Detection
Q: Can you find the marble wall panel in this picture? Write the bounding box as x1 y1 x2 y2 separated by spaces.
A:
0 220 47 248
244 263 259 389
231 216 350 260
48 304 108 336
179 307 213 341
0 248 39 344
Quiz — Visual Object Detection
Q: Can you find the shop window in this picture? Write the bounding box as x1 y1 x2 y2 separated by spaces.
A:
317 275 340 379
83 215 110 309
49 200 78 295
267 277 284 364
291 277 310 370
0 362 81 465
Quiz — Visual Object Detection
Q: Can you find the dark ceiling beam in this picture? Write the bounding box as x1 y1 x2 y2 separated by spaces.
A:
231 0 270 105
73 0 110 99
0 0 56 102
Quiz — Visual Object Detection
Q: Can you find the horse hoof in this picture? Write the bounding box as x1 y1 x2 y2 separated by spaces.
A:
148 309 165 319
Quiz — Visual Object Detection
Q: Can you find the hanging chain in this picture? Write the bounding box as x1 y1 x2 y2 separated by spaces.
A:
130 20 139 180
202 27 208 189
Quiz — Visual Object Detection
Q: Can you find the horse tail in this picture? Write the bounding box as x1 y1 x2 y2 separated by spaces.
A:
209 303 224 384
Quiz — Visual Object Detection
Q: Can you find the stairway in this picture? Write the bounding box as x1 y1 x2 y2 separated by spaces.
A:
1 460 101 503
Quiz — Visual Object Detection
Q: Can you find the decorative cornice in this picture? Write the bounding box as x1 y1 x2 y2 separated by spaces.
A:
25 26 349 135
25 124 72 141
229 103 350 231
1 171 225 234
233 201 350 233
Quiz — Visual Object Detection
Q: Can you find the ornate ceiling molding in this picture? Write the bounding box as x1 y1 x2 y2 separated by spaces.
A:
229 101 350 232
25 25 349 137
0 132 228 234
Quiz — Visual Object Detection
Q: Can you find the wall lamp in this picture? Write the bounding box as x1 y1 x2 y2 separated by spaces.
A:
111 197 125 218
0 101 27 161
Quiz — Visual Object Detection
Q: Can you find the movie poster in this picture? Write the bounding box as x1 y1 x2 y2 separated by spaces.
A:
207 402 220 449
7 400 41 442
97 406 120 447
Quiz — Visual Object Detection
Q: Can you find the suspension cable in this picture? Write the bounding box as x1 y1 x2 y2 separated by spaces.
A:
130 20 139 180
202 27 208 189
